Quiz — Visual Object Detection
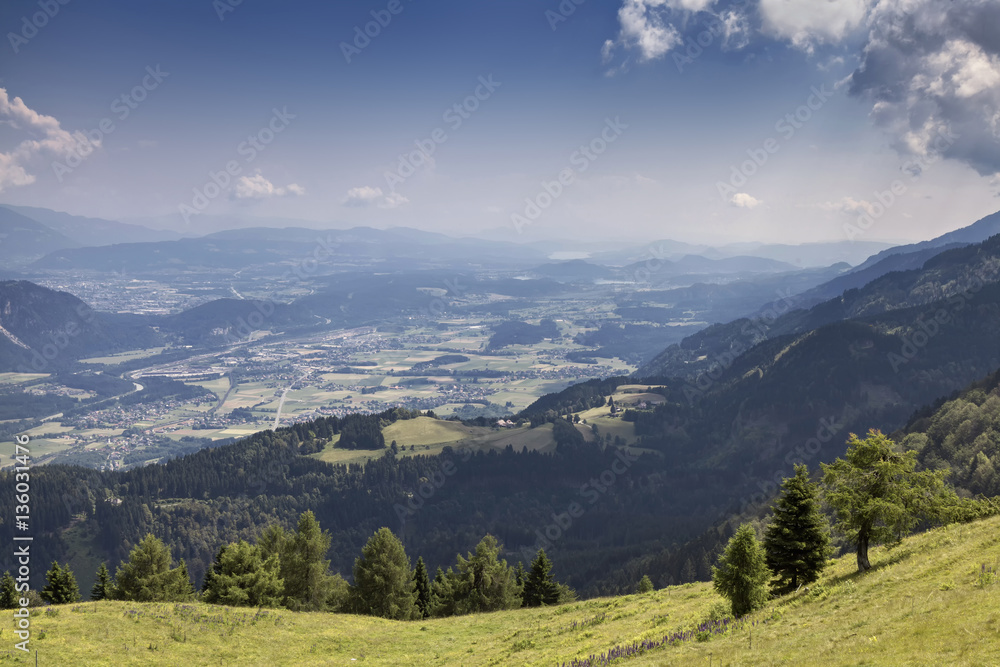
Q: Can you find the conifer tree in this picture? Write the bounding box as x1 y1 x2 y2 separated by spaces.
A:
40 561 80 605
203 540 284 607
522 549 559 607
349 527 416 620
429 566 457 618
452 535 520 614
413 557 431 619
712 523 770 617
90 563 113 601
113 534 193 602
763 464 831 594
514 561 526 589
283 511 334 610
0 572 18 609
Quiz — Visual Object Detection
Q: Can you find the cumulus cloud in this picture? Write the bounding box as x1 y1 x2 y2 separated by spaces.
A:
232 170 304 199
758 0 872 53
602 0 752 70
0 88 95 191
820 196 879 216
731 192 762 208
603 0 683 65
849 0 1000 177
342 186 408 209
603 0 1000 178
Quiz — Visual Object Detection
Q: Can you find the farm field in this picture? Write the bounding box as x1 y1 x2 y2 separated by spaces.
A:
1 310 638 470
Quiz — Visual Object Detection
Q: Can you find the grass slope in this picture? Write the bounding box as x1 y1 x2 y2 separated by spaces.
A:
15 515 1000 666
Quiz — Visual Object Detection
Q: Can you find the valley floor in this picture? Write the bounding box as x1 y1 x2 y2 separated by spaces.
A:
13 516 1000 666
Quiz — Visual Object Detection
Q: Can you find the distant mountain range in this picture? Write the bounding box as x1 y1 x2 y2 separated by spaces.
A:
1 205 182 246
0 207 79 266
638 232 1000 380
29 225 552 274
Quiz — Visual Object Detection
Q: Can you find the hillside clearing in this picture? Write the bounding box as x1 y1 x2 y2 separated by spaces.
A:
14 515 1000 666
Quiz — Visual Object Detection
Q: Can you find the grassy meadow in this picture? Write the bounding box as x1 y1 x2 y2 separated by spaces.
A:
11 515 1000 666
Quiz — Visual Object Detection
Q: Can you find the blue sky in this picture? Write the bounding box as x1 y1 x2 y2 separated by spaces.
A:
1 0 998 245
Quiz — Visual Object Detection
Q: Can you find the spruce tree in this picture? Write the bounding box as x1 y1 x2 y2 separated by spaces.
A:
203 540 284 607
413 557 431 619
349 527 416 620
712 523 770 617
522 549 559 607
763 464 831 594
514 561 525 589
41 561 80 605
0 571 18 609
113 534 194 602
429 566 457 618
90 563 113 601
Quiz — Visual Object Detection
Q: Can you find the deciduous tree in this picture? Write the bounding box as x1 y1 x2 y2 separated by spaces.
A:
451 534 520 614
822 430 953 572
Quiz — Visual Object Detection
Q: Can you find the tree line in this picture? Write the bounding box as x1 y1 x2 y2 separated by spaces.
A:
0 510 577 621
712 430 999 617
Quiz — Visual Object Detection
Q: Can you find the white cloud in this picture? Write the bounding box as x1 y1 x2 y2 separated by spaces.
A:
232 170 304 199
342 186 409 209
731 192 762 208
719 8 751 51
820 196 879 216
604 0 683 64
0 88 96 191
758 0 872 53
850 0 1000 176
602 0 750 69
